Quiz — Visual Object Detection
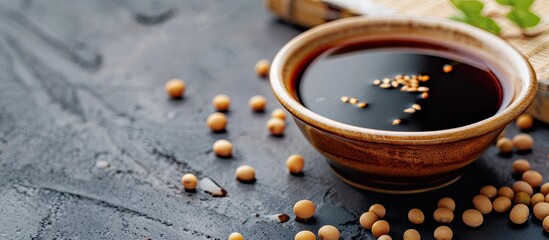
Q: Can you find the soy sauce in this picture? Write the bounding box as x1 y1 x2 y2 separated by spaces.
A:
296 40 504 131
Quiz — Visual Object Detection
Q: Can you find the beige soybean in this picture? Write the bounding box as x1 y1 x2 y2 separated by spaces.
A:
496 138 513 153
212 94 231 111
228 232 244 240
371 220 390 237
437 197 456 211
544 216 549 232
522 170 543 187
359 211 378 229
512 159 531 174
512 133 534 151
286 154 305 174
249 95 267 112
213 139 232 157
317 225 339 240
255 59 270 77
516 114 534 130
473 195 492 214
271 108 286 120
433 226 453 240
497 186 515 199
462 209 483 227
408 208 425 224
512 181 533 196
534 202 549 220
479 185 498 199
293 200 316 220
267 118 285 136
207 113 228 132
235 165 255 182
531 193 545 206
377 235 392 240
546 194 549 203
514 192 531 205
165 79 185 98
492 196 512 213
181 173 198 191
509 204 529 224
294 230 316 240
403 229 420 240
433 208 454 223
369 204 386 218
541 182 549 195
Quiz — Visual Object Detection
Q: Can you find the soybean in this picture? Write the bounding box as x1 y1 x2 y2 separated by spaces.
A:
255 59 270 77
359 211 378 230
213 139 232 158
271 108 286 120
514 192 531 205
509 204 529 224
286 154 305 175
371 220 390 237
369 204 386 218
492 196 512 213
228 232 244 240
212 94 231 111
433 226 452 240
293 200 316 220
512 133 533 151
497 186 515 199
317 225 339 240
378 235 392 240
181 173 198 191
462 209 483 227
235 165 256 182
207 113 228 132
473 195 492 214
512 181 533 196
516 113 533 130
249 95 267 112
408 208 425 224
533 202 549 220
294 230 316 240
541 182 549 195
496 138 513 153
544 216 549 232
531 193 545 206
437 197 456 211
267 118 286 136
165 79 185 98
479 185 498 199
433 207 454 223
522 170 543 187
512 159 531 174
403 229 420 240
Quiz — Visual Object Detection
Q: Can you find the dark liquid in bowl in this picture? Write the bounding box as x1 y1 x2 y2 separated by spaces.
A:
296 40 504 131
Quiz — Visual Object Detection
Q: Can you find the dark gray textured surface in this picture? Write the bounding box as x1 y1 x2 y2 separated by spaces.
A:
0 1 548 239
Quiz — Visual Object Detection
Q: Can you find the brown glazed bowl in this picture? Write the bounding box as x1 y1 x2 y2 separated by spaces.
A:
270 16 537 194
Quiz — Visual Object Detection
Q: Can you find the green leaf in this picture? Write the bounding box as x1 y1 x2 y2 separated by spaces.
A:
507 9 541 28
497 0 534 9
451 14 501 34
450 0 484 14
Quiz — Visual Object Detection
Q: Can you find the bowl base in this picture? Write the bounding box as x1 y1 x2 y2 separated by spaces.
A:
330 167 462 194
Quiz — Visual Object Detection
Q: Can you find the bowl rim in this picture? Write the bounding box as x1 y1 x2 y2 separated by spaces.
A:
270 16 537 145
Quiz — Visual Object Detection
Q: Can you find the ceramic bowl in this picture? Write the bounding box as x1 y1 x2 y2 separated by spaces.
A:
270 16 537 193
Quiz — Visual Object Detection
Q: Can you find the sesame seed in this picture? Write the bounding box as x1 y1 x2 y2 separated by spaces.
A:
380 83 391 89
418 87 429 92
421 92 429 99
373 79 381 85
392 119 402 125
443 64 453 73
349 98 359 104
341 96 349 103
412 104 421 111
403 108 416 113
357 102 368 108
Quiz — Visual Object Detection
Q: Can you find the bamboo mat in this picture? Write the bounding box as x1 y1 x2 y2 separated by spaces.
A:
376 0 549 73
